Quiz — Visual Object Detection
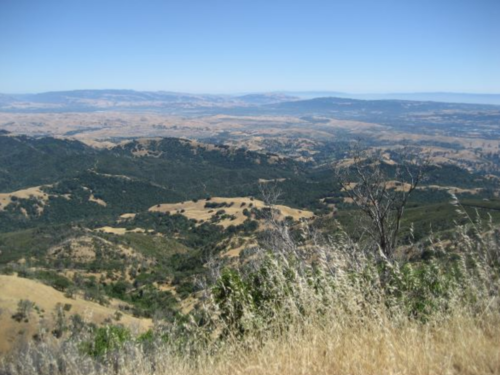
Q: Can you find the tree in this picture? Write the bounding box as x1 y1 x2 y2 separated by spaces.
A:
335 146 427 260
12 299 34 322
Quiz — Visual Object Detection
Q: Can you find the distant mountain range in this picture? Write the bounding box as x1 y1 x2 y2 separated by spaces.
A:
0 89 499 114
0 90 299 112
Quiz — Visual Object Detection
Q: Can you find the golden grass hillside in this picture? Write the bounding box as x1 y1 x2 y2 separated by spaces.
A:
149 197 314 228
0 187 51 215
0 275 151 354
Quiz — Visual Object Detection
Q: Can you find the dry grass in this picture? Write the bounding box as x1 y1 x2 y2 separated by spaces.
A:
164 315 500 375
4 309 497 375
94 227 152 235
149 197 314 228
0 186 50 213
222 317 499 375
88 194 107 207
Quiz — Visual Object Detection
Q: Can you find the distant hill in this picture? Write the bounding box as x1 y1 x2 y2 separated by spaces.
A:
0 94 20 106
0 90 296 112
2 89 499 113
362 92 500 105
12 89 225 104
269 96 498 113
261 96 500 134
283 91 500 106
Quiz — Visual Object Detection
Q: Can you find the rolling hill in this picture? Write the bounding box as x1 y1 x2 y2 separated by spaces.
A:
1 131 500 355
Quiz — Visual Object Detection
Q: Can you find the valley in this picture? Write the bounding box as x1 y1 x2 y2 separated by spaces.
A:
1 91 500 359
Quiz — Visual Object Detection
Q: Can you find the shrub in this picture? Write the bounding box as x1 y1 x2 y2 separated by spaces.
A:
81 325 131 357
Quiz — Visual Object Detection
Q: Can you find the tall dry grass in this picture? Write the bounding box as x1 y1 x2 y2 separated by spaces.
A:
1 213 499 375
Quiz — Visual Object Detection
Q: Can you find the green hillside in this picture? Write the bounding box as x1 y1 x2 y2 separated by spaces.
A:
1 133 499 326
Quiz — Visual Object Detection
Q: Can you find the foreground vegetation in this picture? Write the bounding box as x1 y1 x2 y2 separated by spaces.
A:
1 208 499 375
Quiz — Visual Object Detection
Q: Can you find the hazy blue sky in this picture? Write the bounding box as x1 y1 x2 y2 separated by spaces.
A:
1 0 499 93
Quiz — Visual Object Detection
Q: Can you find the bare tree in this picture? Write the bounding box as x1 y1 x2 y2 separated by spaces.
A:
259 183 295 253
335 146 428 260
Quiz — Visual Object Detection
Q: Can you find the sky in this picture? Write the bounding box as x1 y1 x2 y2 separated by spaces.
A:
0 0 499 94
